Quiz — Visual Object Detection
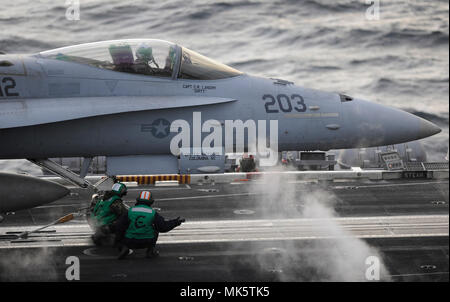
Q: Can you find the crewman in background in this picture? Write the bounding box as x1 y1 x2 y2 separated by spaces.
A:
116 190 185 260
90 182 128 246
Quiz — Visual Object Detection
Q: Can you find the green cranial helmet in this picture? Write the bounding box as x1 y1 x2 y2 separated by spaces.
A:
111 182 127 196
136 44 153 61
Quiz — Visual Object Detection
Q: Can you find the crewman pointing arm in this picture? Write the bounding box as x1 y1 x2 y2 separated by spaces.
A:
116 190 185 260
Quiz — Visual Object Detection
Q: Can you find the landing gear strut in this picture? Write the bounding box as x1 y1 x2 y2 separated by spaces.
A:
28 158 93 188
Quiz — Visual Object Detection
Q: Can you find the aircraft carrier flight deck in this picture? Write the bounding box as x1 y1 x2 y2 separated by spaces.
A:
0 175 448 282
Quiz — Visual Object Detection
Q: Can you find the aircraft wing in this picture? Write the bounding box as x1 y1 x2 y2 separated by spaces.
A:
0 96 237 129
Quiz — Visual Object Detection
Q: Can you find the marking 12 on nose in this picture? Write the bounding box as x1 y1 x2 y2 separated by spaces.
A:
263 94 306 113
0 77 19 97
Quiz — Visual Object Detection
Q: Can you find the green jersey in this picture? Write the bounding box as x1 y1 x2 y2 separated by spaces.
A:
125 204 157 239
92 195 121 226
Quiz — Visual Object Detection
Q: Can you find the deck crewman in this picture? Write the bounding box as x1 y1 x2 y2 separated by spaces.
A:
117 190 185 259
90 182 128 246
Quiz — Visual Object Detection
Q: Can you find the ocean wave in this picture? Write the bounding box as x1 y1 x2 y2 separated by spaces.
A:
288 26 336 44
213 1 260 9
229 58 269 68
280 0 366 13
185 0 260 20
349 55 407 66
367 77 422 95
0 37 56 53
407 110 449 126
367 29 449 48
305 65 341 71
0 16 26 24
363 76 448 99
187 10 213 20
252 26 289 39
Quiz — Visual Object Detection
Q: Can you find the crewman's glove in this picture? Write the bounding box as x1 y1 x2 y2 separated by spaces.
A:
175 217 186 226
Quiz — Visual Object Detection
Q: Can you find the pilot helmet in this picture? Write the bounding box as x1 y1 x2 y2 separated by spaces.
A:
168 45 176 59
167 46 177 66
136 190 154 206
136 44 153 61
112 182 127 197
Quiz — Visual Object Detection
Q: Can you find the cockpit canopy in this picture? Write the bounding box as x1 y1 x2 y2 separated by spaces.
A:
38 39 242 80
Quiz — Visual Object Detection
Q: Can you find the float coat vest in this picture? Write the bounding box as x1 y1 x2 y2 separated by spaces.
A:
125 204 156 239
92 195 121 226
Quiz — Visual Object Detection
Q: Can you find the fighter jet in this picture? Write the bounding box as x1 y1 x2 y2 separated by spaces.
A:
0 38 441 215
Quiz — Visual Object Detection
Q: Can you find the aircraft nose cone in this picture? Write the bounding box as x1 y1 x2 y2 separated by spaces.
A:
418 118 441 138
342 99 442 147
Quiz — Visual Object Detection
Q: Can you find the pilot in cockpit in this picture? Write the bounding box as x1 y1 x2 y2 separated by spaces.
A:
134 43 159 74
164 45 177 71
108 44 135 73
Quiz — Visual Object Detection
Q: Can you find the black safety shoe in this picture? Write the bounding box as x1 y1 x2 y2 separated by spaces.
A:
118 246 130 260
91 235 102 246
145 248 159 258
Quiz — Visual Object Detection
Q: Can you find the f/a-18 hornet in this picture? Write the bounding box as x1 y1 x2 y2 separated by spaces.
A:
0 39 441 217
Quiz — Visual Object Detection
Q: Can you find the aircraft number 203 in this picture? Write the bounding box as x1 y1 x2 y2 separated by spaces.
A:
0 77 19 97
263 94 307 113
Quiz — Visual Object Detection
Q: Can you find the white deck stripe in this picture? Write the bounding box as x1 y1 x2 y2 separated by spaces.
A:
0 215 447 249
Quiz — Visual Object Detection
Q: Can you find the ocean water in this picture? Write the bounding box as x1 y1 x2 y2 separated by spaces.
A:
0 0 448 172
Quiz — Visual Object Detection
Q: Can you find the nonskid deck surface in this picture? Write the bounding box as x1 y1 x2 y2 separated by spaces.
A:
0 178 448 281
0 215 448 249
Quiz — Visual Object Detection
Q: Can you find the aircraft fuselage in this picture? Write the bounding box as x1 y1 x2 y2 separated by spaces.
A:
0 40 441 159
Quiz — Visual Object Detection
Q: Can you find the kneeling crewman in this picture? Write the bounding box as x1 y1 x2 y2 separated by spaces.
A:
117 190 184 259
90 182 128 246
